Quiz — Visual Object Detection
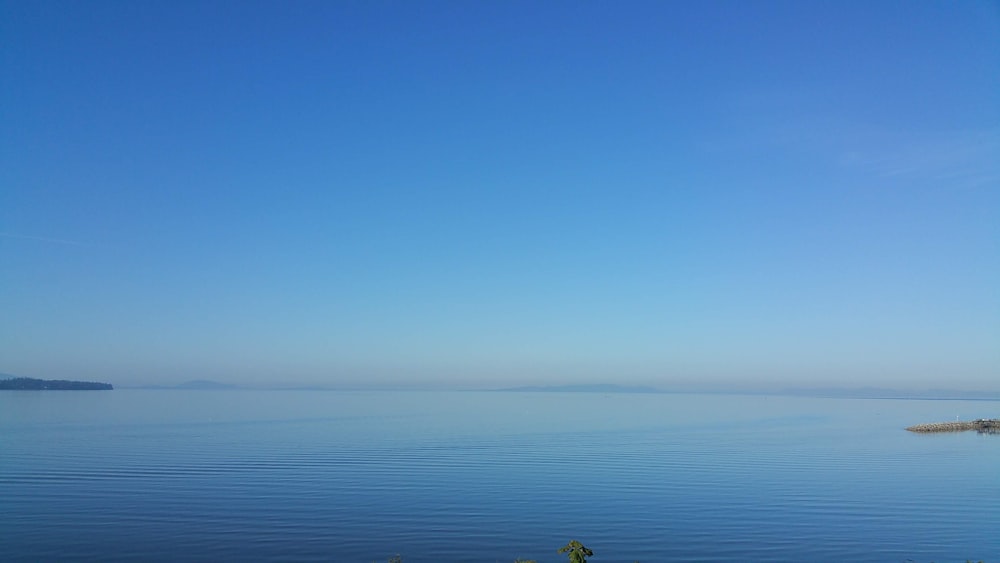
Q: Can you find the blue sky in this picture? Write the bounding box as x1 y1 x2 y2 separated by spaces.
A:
2 1 998 390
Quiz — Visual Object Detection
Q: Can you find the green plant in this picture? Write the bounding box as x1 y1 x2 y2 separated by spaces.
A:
558 540 593 563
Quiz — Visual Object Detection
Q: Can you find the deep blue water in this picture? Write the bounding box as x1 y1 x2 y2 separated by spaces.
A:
1 390 997 562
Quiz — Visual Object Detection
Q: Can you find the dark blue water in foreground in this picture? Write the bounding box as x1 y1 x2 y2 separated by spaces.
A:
1 390 997 562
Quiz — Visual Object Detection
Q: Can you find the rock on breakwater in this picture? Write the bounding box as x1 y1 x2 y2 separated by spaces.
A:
906 419 999 433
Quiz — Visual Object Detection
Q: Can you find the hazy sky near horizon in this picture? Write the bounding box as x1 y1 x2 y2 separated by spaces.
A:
2 1 998 390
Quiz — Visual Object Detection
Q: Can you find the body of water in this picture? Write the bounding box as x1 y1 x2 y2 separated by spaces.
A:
1 390 997 562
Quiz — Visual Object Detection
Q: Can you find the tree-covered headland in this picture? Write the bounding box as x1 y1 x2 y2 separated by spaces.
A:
0 377 113 390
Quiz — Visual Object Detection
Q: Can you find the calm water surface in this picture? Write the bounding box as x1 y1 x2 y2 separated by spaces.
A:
1 390 997 562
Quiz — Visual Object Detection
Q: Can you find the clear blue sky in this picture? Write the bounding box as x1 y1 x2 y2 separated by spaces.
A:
2 0 998 390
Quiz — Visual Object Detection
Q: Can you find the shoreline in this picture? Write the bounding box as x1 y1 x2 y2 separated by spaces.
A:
906 419 999 433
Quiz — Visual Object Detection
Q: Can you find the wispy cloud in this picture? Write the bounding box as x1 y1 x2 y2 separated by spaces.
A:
714 87 1000 191
771 119 1000 190
0 232 92 247
861 129 1000 189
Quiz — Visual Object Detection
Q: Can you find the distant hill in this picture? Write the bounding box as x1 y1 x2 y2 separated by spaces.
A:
132 380 241 390
173 380 240 390
778 386 1000 400
0 376 113 390
496 384 662 394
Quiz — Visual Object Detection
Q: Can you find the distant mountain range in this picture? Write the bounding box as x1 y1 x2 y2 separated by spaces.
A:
495 384 662 394
493 383 1000 400
5 371 997 399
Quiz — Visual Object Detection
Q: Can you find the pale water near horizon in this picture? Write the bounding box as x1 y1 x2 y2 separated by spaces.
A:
1 390 997 562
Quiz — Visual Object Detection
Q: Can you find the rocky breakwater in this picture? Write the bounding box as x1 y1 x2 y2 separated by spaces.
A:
906 419 1000 434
